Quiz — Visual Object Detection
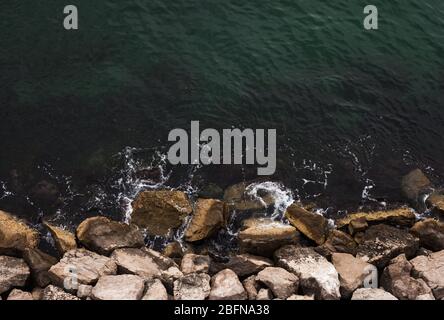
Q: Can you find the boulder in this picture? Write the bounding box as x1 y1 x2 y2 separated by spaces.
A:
243 275 260 300
337 208 416 229
91 274 145 300
0 210 39 255
131 190 193 236
184 199 225 242
348 217 368 235
316 229 357 259
411 219 444 251
77 284 93 299
285 204 328 245
162 241 186 261
380 254 433 300
141 247 178 270
76 216 144 255
42 285 80 300
274 245 340 300
111 248 163 278
256 288 273 300
160 266 183 293
22 248 58 287
351 288 398 300
356 224 419 268
43 222 77 255
209 269 247 300
181 253 211 274
332 253 376 298
256 267 298 299
143 278 168 300
7 289 33 300
210 254 273 277
426 191 444 216
410 250 444 299
223 182 275 211
238 218 300 257
0 256 30 294
48 249 117 287
173 273 211 300
401 169 432 205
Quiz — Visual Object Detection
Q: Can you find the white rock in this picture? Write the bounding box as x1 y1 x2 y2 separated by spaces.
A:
209 269 247 300
351 288 398 300
256 267 298 299
0 256 30 294
143 279 168 300
91 275 145 300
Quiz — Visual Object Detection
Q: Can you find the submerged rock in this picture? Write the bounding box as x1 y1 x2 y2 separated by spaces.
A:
131 190 193 236
210 254 273 277
351 288 398 300
238 218 300 257
173 273 211 300
22 248 58 287
411 219 444 251
43 222 77 255
42 285 80 300
91 275 145 300
76 216 144 255
209 269 247 300
184 199 226 242
275 245 340 300
0 256 30 294
410 250 444 299
256 267 298 299
337 208 416 229
285 204 328 245
143 278 168 300
181 253 211 274
0 210 39 255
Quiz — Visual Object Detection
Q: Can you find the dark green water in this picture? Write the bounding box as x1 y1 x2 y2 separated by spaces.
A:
1 1 444 224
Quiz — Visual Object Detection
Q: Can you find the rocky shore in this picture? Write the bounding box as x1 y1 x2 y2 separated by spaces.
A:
0 169 443 300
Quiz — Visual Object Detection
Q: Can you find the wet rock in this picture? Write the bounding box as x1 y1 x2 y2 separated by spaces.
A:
380 254 433 300
337 208 416 229
256 267 298 299
285 204 328 245
173 273 211 300
316 229 357 259
275 245 340 300
0 210 39 255
348 217 368 235
184 199 225 242
223 182 275 211
143 278 168 300
77 284 93 299
198 184 224 199
356 224 419 268
243 275 260 300
111 248 163 278
49 249 117 286
410 250 444 299
256 288 273 300
210 254 273 277
42 285 79 300
401 169 432 206
238 218 300 257
411 219 444 251
91 274 145 300
131 190 193 236
426 191 444 216
287 294 314 300
181 253 211 274
0 256 30 294
76 216 144 255
209 269 247 300
7 289 33 300
43 222 77 255
332 253 375 298
22 248 58 287
351 288 398 300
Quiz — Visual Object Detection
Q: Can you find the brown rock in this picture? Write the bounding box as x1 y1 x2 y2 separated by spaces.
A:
410 250 444 299
143 278 168 300
181 253 211 274
91 274 145 300
43 222 76 255
0 210 39 255
173 273 211 300
401 169 432 204
285 204 328 245
77 284 93 299
210 254 273 277
184 199 225 242
256 267 298 299
316 229 357 259
256 288 273 300
22 248 58 287
411 219 444 251
337 208 416 229
7 289 33 300
111 248 163 278
243 275 260 300
42 285 80 300
209 269 247 300
348 217 368 235
351 288 398 300
131 190 193 236
162 241 186 260
223 182 275 211
426 191 444 215
0 256 30 294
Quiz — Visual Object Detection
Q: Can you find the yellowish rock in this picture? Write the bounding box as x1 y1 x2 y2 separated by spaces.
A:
44 222 77 255
285 204 328 245
0 210 39 254
336 208 416 229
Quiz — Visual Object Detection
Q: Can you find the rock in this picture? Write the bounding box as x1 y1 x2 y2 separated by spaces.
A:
356 224 419 268
22 248 58 287
143 279 168 300
162 241 186 260
210 254 273 277
131 190 193 236
256 288 273 300
287 294 315 300
198 184 224 199
332 253 375 298
141 247 178 270
411 219 444 251
209 269 247 300
111 248 163 278
91 274 145 300
160 266 183 293
380 254 433 300
184 199 225 242
43 222 77 255
238 218 300 257
285 204 328 245
275 245 340 300
42 285 80 300
76 216 144 255
316 230 357 259
223 182 275 211
32 287 44 300
243 275 260 300
7 289 33 300
348 217 368 235
354 232 365 245
0 256 30 294
337 208 416 229
410 250 444 299
173 273 211 300
77 284 93 299
29 180 60 206
416 293 436 300
351 288 398 300
48 249 117 287
256 267 298 299
426 191 444 215
181 253 211 274
0 210 39 255
401 169 432 205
